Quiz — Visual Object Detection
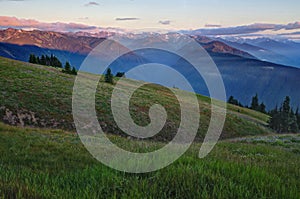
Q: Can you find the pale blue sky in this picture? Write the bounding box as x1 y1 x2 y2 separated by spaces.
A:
0 0 299 30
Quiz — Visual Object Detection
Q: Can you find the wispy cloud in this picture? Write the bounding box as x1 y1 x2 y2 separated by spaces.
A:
205 24 222 28
84 1 99 7
78 17 89 20
279 31 300 36
159 20 171 25
0 16 97 32
189 22 300 36
0 0 26 1
1 15 300 39
285 22 300 30
115 17 140 21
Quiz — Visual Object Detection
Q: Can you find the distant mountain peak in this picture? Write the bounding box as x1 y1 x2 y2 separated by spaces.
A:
0 28 106 54
0 28 256 59
199 40 255 59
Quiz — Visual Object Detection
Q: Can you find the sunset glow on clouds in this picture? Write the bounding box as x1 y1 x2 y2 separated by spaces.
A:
1 16 300 39
0 0 299 30
0 16 98 32
0 0 299 39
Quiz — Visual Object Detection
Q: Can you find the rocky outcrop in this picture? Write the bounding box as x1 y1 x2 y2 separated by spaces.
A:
0 106 71 129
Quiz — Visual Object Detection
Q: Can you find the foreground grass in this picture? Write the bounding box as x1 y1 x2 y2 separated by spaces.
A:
0 123 299 198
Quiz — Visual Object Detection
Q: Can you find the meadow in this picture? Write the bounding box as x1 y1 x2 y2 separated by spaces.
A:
0 123 299 198
0 57 270 141
0 57 299 198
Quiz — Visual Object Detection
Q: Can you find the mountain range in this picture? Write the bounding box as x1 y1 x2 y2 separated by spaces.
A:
0 28 299 109
216 37 300 68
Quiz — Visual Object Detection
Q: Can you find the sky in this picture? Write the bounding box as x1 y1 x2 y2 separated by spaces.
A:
0 0 299 31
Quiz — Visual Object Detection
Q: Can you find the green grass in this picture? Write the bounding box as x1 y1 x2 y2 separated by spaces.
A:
0 57 299 198
0 123 299 198
0 56 271 141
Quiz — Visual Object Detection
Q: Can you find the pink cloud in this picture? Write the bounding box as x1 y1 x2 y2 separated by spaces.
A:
285 22 300 30
189 22 300 36
0 16 97 32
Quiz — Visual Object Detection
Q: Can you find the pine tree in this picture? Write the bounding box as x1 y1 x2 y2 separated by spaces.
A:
269 105 280 132
228 96 235 105
259 102 266 114
61 62 77 75
45 55 51 66
51 55 62 68
30 54 62 68
282 96 291 132
105 68 113 84
290 109 299 133
57 57 62 67
227 96 242 106
64 62 71 73
36 57 40 65
49 54 54 66
29 54 37 64
116 72 125 78
71 67 77 75
40 55 46 65
251 94 259 111
268 96 299 133
296 108 300 131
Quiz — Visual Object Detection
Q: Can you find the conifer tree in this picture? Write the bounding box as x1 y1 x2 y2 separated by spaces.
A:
29 54 37 64
251 94 259 111
259 102 266 114
290 109 299 132
282 96 291 132
268 96 299 133
296 108 300 129
64 62 71 73
36 56 40 65
105 68 113 84
40 55 46 65
116 72 125 78
71 67 77 75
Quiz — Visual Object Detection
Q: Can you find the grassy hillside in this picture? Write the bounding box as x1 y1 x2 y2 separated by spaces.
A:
0 122 299 198
0 56 299 198
0 56 271 141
